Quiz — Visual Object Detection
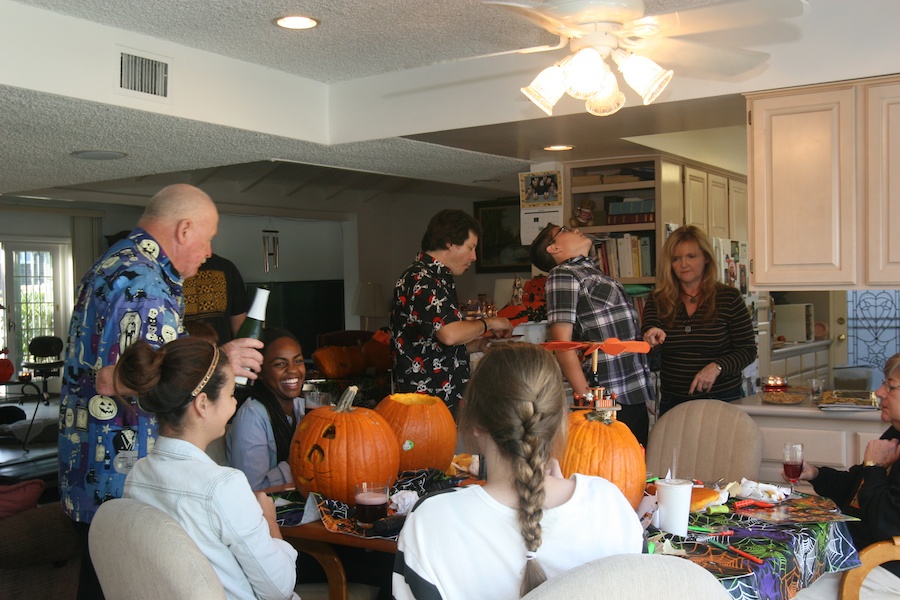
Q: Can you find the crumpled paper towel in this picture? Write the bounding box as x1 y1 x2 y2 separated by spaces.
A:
726 478 792 502
391 490 419 515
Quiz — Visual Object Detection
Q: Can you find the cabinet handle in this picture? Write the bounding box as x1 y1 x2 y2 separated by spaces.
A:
838 334 847 342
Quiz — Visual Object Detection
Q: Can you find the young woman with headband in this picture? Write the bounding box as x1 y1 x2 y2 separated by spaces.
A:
117 337 298 599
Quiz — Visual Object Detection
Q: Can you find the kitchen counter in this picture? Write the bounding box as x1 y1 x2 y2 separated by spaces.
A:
770 339 832 359
732 394 887 484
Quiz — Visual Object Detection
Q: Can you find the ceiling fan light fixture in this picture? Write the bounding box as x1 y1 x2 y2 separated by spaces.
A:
612 49 672 105
585 70 625 116
521 65 566 116
562 48 608 100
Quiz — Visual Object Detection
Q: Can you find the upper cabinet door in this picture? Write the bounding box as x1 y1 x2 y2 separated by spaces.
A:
866 81 900 284
729 179 748 242
749 87 857 287
708 173 729 239
684 167 709 234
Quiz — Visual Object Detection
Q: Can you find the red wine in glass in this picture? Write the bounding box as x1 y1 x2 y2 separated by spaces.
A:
783 443 803 492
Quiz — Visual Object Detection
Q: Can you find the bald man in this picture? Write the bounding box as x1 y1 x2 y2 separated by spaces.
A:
58 184 263 599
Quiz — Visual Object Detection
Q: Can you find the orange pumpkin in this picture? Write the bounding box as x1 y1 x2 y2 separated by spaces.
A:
289 386 400 504
560 408 645 509
312 346 352 378
362 338 391 371
375 393 457 472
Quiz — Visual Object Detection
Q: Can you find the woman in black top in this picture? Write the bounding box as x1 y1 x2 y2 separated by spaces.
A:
641 225 756 415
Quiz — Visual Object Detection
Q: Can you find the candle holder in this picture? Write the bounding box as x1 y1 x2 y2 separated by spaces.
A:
763 376 788 392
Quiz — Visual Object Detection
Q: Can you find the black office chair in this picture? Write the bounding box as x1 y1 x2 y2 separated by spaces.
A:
20 336 64 451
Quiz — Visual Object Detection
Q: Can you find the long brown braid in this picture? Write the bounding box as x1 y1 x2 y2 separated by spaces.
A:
460 342 567 597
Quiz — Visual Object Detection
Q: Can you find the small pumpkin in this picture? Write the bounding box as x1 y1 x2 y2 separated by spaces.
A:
289 386 400 504
560 408 645 509
312 346 352 379
362 338 391 372
375 393 457 472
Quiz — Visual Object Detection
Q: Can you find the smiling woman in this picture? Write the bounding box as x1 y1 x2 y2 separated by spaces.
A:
226 328 306 491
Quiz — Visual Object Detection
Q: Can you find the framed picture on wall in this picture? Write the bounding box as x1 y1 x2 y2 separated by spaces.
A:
473 198 531 273
519 170 563 207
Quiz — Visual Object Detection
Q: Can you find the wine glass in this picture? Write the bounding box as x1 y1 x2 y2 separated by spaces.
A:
783 443 804 493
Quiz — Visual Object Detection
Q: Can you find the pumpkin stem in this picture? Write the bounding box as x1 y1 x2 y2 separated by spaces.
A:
334 385 359 412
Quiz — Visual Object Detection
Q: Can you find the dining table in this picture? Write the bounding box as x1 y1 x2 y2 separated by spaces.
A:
273 478 862 600
652 493 862 600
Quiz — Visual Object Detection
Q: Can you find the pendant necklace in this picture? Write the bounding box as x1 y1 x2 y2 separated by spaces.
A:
685 292 699 304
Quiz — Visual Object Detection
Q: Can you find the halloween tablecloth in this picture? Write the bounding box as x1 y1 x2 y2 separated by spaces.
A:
657 495 861 600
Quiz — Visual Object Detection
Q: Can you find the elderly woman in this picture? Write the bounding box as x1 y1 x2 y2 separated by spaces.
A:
641 225 756 415
793 353 900 599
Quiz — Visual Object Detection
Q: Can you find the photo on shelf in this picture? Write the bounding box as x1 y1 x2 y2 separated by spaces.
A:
473 198 531 274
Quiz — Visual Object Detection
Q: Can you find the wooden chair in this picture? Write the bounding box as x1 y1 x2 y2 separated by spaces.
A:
839 536 900 600
646 400 763 483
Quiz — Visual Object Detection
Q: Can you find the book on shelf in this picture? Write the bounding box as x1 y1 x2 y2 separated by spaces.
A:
639 235 652 278
617 236 633 278
606 213 655 225
630 234 641 278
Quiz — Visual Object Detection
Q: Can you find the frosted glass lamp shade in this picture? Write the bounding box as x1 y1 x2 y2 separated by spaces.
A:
613 49 673 105
521 66 565 115
584 68 624 116
562 48 608 100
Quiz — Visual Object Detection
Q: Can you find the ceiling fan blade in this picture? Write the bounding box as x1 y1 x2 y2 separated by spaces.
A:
631 0 805 39
638 37 769 76
483 1 586 38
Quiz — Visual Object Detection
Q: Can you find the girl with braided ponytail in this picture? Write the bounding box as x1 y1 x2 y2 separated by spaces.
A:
119 337 299 600
394 342 642 599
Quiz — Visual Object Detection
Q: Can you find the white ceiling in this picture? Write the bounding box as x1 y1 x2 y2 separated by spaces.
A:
3 0 900 216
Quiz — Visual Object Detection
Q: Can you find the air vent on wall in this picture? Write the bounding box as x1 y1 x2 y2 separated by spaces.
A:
119 51 169 98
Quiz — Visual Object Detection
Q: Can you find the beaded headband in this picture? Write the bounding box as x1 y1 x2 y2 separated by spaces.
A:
190 346 220 397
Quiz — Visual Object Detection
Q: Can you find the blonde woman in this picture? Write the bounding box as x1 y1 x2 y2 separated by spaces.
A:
393 343 642 599
641 225 755 415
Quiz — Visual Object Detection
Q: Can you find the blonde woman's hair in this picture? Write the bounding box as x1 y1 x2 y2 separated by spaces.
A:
884 353 900 380
651 225 720 325
459 342 567 597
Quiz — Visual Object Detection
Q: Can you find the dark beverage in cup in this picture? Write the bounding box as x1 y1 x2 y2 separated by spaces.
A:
355 482 389 528
783 462 802 480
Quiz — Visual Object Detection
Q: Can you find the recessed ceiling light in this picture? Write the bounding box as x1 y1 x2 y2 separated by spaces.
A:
544 145 574 151
275 15 318 30
71 150 128 160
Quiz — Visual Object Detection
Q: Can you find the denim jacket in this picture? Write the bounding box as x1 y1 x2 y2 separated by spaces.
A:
124 436 298 599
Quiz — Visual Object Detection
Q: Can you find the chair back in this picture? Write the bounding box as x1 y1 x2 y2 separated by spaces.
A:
89 498 226 600
646 400 763 483
316 330 373 349
27 336 63 360
522 553 732 599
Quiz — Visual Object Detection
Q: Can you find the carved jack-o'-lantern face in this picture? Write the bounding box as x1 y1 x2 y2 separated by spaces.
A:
89 395 118 420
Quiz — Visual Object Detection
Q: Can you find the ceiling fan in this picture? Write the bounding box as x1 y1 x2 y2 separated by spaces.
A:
483 0 805 116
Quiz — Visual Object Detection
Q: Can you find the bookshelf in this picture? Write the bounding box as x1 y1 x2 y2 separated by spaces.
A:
565 156 682 286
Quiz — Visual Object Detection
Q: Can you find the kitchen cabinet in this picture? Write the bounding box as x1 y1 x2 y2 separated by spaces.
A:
728 178 748 242
684 167 729 239
767 340 831 387
747 74 900 289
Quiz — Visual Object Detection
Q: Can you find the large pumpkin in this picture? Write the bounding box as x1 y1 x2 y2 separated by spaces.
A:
289 386 400 504
312 346 352 379
374 393 457 472
560 408 645 509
